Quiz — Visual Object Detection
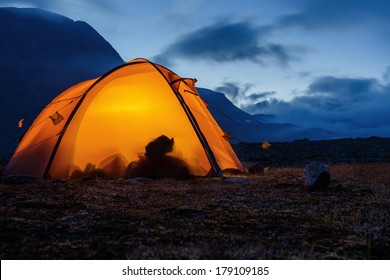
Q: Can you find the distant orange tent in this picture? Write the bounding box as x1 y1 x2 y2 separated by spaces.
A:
4 58 243 179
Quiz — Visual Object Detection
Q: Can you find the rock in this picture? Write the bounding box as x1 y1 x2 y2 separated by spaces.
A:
222 176 249 183
303 161 331 190
246 162 264 174
263 167 272 173
125 177 154 185
1 175 37 184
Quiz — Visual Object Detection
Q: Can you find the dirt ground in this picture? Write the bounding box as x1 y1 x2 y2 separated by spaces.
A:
0 137 389 259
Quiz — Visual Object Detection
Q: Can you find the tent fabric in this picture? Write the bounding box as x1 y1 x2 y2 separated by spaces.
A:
4 58 244 179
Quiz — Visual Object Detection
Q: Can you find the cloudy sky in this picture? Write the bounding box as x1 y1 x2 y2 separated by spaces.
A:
2 0 390 138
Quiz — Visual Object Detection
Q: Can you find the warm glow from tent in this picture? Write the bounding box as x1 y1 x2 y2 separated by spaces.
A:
53 62 213 177
5 59 243 179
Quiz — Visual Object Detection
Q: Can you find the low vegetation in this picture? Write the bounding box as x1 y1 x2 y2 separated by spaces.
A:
1 162 389 259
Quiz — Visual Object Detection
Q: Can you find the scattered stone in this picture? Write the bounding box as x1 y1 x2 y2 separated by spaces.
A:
222 176 249 183
303 161 331 190
1 175 37 184
246 162 264 174
263 167 271 173
78 210 89 216
125 177 154 185
223 168 245 175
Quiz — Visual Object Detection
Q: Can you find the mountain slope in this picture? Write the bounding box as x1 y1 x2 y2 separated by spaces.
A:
0 7 337 157
197 88 338 142
0 7 124 154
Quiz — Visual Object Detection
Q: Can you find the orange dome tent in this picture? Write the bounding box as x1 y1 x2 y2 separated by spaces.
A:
4 58 243 179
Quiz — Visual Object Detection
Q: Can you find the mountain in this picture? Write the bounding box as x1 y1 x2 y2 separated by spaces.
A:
0 7 336 158
0 7 124 155
197 88 338 143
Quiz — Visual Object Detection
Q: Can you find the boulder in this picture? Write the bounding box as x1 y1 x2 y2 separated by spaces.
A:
303 161 331 190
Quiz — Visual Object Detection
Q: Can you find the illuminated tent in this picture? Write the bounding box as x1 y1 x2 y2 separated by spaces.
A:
4 58 243 179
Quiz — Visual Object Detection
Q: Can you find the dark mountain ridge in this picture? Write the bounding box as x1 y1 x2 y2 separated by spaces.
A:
197 88 338 143
0 7 124 154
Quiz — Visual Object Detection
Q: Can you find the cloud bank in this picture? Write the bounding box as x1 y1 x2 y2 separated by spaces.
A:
154 20 298 66
226 68 390 138
215 82 277 109
0 0 121 14
278 0 390 30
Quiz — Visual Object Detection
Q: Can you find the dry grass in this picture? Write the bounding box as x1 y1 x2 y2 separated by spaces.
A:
0 163 389 259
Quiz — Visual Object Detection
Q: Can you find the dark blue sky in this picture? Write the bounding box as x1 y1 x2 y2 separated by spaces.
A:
2 0 390 137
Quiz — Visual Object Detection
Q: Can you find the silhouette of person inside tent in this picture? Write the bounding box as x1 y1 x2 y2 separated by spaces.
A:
126 135 191 178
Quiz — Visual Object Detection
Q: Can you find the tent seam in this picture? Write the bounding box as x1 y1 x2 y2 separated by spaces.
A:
146 59 224 177
42 60 147 178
